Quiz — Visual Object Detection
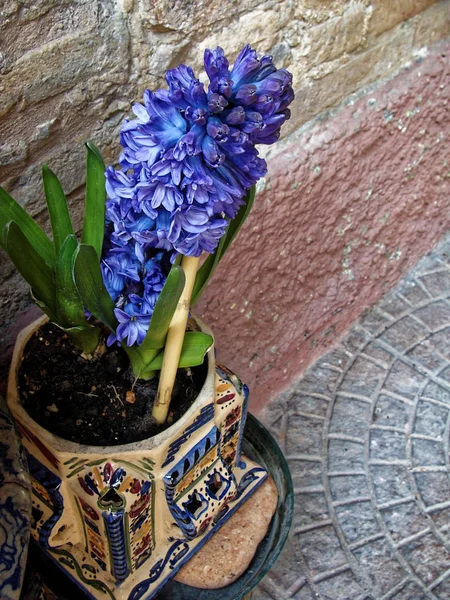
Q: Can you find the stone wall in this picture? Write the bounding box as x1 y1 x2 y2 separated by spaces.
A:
0 0 449 400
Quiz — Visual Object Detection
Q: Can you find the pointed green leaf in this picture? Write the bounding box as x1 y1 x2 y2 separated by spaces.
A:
139 332 213 378
192 185 255 306
74 244 151 373
73 243 116 332
0 187 55 267
59 324 101 354
5 222 55 313
139 265 186 354
55 235 87 327
81 142 106 259
31 295 58 324
42 165 74 255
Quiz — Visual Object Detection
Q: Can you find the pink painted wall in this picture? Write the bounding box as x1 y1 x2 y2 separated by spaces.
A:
196 40 450 413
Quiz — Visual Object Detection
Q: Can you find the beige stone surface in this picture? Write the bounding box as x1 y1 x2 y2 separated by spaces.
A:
174 476 278 589
0 0 449 382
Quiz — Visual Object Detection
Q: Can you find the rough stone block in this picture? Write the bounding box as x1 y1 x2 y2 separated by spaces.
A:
390 582 428 600
396 278 432 305
400 532 450 585
290 3 367 67
380 315 430 352
377 293 412 318
434 575 450 600
380 500 430 543
415 300 450 331
383 361 427 399
286 413 324 456
370 429 407 461
334 501 380 543
412 438 446 466
339 356 386 398
373 394 412 428
420 270 450 296
290 459 323 489
315 569 366 599
414 399 449 437
329 396 372 438
293 492 329 529
414 472 450 506
414 0 450 47
295 526 347 574
370 465 412 503
429 505 450 530
426 331 450 362
368 0 438 37
406 340 446 372
289 392 330 418
329 474 369 501
352 538 405 597
328 439 365 471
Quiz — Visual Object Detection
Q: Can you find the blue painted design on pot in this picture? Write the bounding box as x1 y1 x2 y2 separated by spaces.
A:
236 383 249 467
102 511 129 582
0 495 30 599
26 451 64 548
129 540 189 600
162 403 215 467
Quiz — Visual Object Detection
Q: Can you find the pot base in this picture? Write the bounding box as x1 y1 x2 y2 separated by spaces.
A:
174 476 278 589
21 414 293 600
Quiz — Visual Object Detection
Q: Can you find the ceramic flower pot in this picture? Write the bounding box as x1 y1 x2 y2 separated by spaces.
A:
7 316 269 600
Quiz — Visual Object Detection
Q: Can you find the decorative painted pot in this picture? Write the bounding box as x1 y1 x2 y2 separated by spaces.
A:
7 316 269 600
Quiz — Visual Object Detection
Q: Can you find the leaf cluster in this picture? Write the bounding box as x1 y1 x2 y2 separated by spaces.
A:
0 144 255 380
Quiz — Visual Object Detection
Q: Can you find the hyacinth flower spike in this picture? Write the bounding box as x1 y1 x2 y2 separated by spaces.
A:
83 44 294 424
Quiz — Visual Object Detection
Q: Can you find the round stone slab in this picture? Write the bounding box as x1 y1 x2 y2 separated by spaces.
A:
261 238 450 599
174 476 278 589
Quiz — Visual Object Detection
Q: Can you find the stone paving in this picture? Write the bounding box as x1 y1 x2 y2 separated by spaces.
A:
256 234 450 600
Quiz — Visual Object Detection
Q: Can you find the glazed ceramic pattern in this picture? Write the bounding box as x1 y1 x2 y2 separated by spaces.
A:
0 396 31 600
8 317 268 600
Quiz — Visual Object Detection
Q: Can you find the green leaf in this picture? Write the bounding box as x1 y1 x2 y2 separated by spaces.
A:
0 187 55 267
139 266 186 354
139 332 213 378
55 235 87 327
5 222 55 313
42 165 74 255
59 324 101 354
73 243 117 332
191 185 256 305
81 142 106 259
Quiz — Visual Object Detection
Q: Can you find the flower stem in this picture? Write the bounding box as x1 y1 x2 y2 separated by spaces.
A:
152 255 200 425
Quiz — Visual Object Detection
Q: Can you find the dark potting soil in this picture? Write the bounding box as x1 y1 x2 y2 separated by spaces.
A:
18 323 207 446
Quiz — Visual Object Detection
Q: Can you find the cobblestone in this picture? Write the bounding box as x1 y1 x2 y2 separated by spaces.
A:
257 233 450 599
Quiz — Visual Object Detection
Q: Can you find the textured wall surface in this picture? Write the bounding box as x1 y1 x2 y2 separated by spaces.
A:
0 0 449 399
197 41 450 412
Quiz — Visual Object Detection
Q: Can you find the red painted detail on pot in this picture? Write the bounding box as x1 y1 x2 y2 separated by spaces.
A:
103 462 113 483
225 406 241 427
79 497 99 521
197 40 450 413
130 479 141 494
130 493 151 519
78 476 95 496
16 420 59 469
216 393 236 405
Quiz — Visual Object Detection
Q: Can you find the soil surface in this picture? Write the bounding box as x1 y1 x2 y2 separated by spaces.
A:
18 323 207 446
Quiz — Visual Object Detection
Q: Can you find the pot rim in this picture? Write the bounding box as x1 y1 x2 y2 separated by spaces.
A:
7 314 216 455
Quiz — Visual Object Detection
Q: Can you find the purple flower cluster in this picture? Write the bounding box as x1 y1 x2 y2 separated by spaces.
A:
102 45 294 346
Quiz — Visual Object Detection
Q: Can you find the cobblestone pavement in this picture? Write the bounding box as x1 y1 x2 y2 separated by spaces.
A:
256 235 450 600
